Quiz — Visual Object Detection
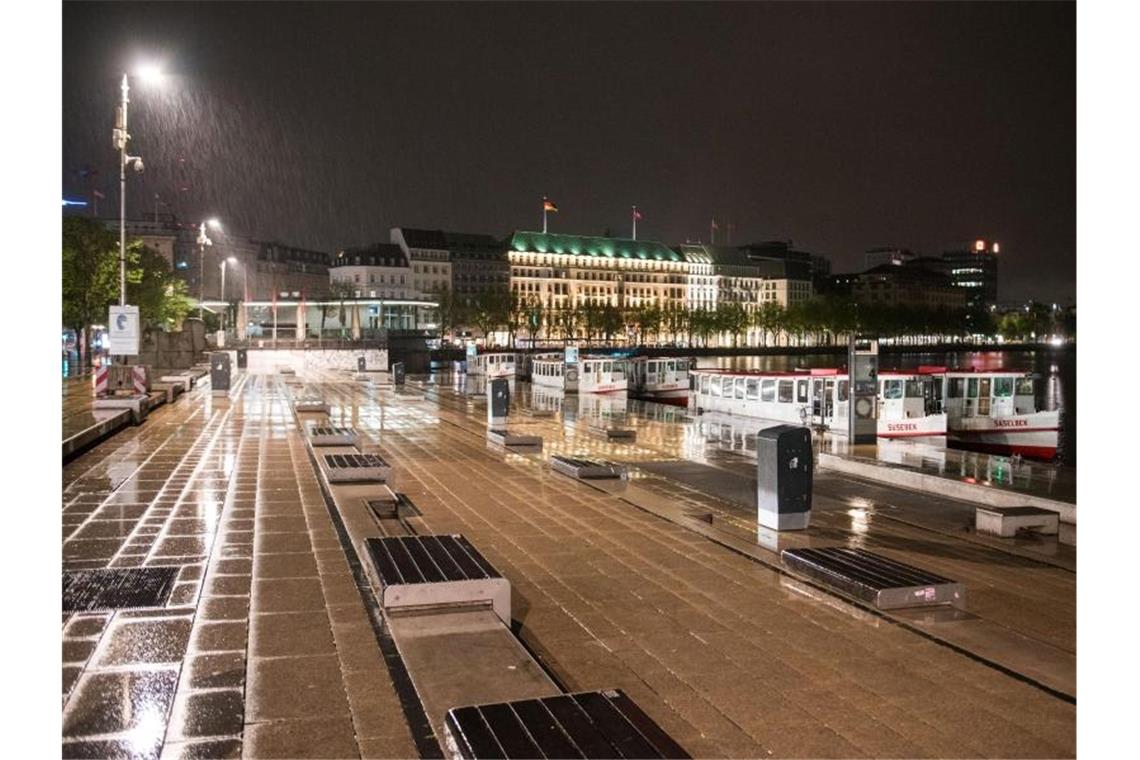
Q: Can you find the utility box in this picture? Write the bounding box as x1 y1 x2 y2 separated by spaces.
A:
488 377 510 426
210 351 231 394
757 424 813 531
392 362 405 386
236 348 248 369
358 355 366 372
848 337 879 445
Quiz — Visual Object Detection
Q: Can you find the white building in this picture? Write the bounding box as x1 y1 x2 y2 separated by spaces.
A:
390 227 453 297
331 244 414 299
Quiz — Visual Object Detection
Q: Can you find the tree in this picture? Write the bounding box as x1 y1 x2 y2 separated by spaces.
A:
470 290 509 344
328 280 355 337
601 303 623 344
62 217 119 366
429 285 460 342
125 242 192 331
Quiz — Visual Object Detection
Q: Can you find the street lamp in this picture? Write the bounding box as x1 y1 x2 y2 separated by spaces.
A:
113 71 156 306
197 218 221 318
220 256 238 333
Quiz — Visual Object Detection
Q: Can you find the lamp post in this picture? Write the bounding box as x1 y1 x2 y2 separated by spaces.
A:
112 67 161 307
220 256 237 332
197 218 221 318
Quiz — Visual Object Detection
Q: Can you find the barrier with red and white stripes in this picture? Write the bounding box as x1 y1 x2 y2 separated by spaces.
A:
131 365 150 395
94 366 110 397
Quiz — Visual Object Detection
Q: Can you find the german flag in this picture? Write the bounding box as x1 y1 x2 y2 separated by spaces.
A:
543 198 559 212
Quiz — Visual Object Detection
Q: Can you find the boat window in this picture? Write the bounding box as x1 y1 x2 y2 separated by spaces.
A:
883 380 904 400
967 378 979 398
604 361 612 373
700 375 709 395
1016 378 1035 395
648 361 657 372
948 378 965 398
678 359 689 371
760 379 776 402
778 380 793 403
710 377 721 397
905 380 924 398
797 380 808 403
746 379 759 400
838 380 849 402
994 377 1014 397
979 378 991 397
666 361 675 372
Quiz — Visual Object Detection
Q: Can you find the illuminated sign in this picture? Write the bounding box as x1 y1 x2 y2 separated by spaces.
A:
564 346 579 365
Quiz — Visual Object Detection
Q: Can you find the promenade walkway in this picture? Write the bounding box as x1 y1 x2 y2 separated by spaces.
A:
62 369 1075 758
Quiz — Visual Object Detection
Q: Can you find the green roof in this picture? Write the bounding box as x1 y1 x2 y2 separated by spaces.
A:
509 231 682 262
677 244 753 267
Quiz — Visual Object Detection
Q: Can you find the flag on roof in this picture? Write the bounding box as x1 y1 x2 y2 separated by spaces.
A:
543 198 558 212
633 207 643 221
93 189 105 199
711 218 719 231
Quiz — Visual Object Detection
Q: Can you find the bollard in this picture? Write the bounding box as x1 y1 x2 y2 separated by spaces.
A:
488 377 510 428
392 362 405 386
357 355 366 372
237 348 248 369
211 352 232 395
756 424 813 531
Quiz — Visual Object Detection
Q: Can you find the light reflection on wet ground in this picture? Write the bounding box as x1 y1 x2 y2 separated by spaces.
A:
63 366 1076 758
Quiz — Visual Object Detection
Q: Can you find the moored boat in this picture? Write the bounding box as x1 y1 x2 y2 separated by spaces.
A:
628 357 691 406
935 367 1059 460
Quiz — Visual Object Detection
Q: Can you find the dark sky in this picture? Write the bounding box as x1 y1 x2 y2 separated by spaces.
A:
62 1 1075 302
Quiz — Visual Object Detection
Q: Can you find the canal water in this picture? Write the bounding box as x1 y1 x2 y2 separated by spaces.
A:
694 348 1076 466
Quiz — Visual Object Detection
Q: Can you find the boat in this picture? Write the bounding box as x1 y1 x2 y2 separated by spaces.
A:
530 353 629 394
628 357 692 406
466 352 516 379
688 367 947 439
934 367 1059 460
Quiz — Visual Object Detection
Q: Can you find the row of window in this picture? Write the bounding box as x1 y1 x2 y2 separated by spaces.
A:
698 375 852 404
947 377 1034 399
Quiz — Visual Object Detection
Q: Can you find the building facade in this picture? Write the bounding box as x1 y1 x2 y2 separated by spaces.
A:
389 228 452 298
941 239 1000 308
852 263 968 310
331 244 414 300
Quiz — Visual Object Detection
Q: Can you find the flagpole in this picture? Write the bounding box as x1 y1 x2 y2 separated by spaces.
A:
710 218 716 245
632 206 637 240
542 197 548 234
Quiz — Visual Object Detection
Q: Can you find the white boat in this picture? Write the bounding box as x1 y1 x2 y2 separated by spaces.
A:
935 368 1059 460
530 353 629 394
628 357 691 406
689 368 947 439
466 352 516 378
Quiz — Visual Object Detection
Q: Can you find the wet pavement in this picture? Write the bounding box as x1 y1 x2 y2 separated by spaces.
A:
63 368 1075 758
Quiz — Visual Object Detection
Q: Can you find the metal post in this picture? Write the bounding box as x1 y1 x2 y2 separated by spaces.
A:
117 75 129 307
198 241 205 318
219 260 227 333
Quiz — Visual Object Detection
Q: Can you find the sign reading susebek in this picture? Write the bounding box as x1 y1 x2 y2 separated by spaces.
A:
108 305 140 356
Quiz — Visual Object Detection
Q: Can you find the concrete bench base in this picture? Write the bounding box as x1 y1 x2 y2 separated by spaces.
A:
976 506 1059 538
294 400 330 413
590 425 636 441
487 429 543 448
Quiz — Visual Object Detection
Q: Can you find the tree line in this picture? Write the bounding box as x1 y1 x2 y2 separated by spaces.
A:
430 287 1075 348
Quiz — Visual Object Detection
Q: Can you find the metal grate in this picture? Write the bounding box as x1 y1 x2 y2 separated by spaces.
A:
63 567 180 612
445 689 690 760
781 547 965 609
312 426 357 437
551 455 627 480
365 535 501 588
325 453 387 469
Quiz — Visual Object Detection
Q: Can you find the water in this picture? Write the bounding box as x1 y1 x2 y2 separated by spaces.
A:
694 348 1076 466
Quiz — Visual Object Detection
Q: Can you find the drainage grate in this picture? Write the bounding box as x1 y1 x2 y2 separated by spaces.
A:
551 455 627 480
365 534 501 587
781 547 965 609
323 453 390 482
444 689 690 760
63 567 180 612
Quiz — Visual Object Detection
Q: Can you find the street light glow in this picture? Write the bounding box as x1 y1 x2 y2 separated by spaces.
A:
227 256 238 264
207 218 222 230
136 64 164 84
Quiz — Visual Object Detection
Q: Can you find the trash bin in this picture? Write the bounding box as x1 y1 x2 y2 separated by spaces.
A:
211 351 232 393
358 355 366 372
489 377 510 424
756 424 813 531
237 348 248 369
392 362 405 386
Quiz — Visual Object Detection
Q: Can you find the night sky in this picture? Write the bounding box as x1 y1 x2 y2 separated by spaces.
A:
62 1 1075 302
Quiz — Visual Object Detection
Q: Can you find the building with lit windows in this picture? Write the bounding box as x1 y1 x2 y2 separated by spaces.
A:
507 231 689 311
852 262 967 310
675 245 812 311
941 239 1000 308
389 228 453 298
331 244 414 299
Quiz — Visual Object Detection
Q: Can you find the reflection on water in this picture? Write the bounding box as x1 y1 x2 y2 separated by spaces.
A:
695 348 1076 467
